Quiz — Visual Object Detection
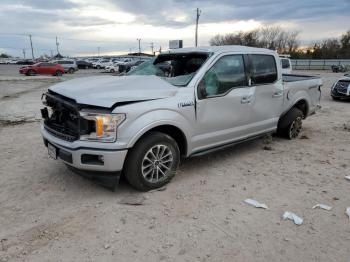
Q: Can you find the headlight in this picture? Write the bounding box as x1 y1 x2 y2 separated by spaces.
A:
80 112 125 143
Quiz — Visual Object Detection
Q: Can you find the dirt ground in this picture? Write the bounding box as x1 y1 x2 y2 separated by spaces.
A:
0 65 349 262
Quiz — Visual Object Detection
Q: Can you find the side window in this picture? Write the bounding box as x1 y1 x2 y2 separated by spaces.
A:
281 58 290 69
201 55 247 97
250 55 277 84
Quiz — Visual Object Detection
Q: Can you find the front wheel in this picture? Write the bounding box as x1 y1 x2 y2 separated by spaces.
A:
277 108 303 140
124 132 180 191
68 68 75 74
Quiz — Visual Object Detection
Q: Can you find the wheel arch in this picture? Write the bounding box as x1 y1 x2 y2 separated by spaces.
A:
128 123 189 157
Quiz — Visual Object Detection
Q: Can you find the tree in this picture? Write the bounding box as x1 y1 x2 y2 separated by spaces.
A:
209 25 299 54
0 53 11 58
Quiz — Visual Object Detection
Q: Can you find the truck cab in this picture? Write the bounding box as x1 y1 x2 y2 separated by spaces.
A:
41 46 322 191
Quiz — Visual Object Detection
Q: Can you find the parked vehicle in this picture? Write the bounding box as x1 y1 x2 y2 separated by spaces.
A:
6 59 18 64
76 60 93 69
331 64 347 73
105 64 119 73
19 62 64 76
331 74 350 100
40 46 322 191
15 59 33 65
52 60 78 73
93 59 112 69
280 56 292 74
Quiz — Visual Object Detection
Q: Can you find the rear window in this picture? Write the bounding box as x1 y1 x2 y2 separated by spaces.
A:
250 55 277 85
281 58 290 69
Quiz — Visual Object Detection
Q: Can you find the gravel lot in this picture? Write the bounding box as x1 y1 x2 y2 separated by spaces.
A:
0 64 349 262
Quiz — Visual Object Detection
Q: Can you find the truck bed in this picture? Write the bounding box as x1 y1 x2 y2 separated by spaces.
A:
282 74 322 117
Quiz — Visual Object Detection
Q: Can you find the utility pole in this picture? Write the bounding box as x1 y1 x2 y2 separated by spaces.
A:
150 42 154 56
50 50 53 58
29 34 34 59
97 47 100 57
22 49 26 59
137 38 141 55
55 36 59 54
195 8 201 47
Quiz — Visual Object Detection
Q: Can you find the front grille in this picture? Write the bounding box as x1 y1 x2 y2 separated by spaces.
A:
335 80 350 94
42 92 81 142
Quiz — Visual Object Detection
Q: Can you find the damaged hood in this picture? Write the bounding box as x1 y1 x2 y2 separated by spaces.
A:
49 75 178 108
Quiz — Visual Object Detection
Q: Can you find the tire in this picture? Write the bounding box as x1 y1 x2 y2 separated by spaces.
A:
124 132 180 191
277 107 303 140
97 65 101 69
332 96 341 101
110 69 115 73
55 70 63 76
85 65 88 69
68 68 75 74
26 69 36 76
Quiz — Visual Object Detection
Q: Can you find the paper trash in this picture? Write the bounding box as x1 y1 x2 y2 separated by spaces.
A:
312 204 332 211
345 176 350 181
282 211 303 225
346 208 350 219
244 199 268 209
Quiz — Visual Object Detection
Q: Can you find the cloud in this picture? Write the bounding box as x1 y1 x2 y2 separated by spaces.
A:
0 0 349 56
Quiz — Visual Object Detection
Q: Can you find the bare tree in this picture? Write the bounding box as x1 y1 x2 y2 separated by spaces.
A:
209 25 300 54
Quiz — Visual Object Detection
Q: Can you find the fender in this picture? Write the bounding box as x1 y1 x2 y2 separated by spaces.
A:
120 109 193 155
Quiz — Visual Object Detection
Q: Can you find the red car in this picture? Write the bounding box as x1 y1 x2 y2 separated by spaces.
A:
19 62 65 76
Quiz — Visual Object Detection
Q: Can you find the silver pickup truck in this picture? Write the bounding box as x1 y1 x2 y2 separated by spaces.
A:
41 46 322 190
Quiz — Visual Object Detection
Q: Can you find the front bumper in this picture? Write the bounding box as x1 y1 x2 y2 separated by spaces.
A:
41 125 128 172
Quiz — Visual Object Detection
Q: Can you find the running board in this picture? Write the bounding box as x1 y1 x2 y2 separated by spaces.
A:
190 133 271 157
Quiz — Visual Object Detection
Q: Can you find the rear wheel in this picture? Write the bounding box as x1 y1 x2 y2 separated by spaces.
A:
124 132 180 191
55 70 63 76
110 69 115 73
68 68 75 74
277 107 303 140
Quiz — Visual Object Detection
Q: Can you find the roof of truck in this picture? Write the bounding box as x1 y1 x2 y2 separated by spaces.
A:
166 45 276 55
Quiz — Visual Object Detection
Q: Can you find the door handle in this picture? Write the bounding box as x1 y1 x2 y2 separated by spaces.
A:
272 91 283 98
241 95 252 104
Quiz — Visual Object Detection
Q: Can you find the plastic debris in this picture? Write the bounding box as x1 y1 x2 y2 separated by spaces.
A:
312 204 332 211
244 199 268 209
345 176 350 181
346 208 350 219
282 211 303 225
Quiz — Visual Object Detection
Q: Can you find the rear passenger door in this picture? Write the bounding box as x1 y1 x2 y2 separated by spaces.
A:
247 54 283 131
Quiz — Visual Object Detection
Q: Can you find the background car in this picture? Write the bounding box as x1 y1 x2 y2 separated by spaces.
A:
51 60 78 73
19 62 64 76
104 64 119 73
16 59 34 65
92 59 112 69
76 60 93 69
331 74 350 100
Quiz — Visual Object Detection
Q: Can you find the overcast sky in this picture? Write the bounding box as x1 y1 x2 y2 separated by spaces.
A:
0 0 349 57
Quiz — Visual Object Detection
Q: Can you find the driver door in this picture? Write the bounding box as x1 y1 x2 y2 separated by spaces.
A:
192 54 255 152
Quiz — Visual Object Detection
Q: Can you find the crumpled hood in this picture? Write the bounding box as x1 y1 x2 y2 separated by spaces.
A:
49 75 178 108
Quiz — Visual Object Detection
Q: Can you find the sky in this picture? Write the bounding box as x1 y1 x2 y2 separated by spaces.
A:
0 0 349 57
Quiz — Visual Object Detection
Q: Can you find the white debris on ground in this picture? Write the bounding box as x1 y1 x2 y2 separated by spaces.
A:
244 199 268 209
312 204 332 211
345 175 350 181
346 208 350 219
282 211 303 225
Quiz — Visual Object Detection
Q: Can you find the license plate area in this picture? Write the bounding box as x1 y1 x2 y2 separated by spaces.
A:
48 143 57 159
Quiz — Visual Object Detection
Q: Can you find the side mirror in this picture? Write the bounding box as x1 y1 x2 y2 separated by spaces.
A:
198 79 207 99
